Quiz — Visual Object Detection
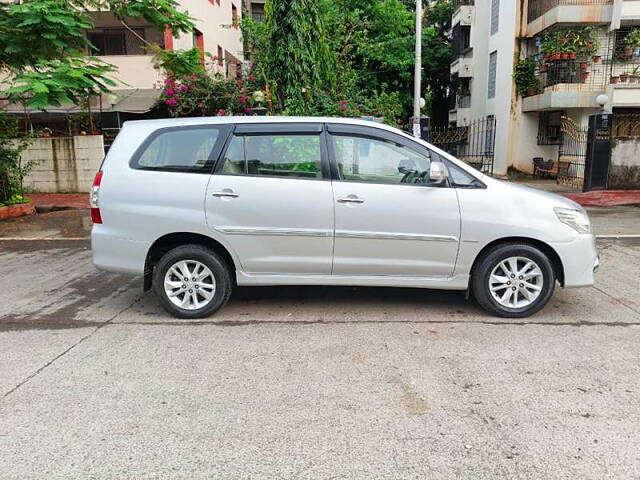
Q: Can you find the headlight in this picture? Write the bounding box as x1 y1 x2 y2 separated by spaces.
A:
554 207 591 234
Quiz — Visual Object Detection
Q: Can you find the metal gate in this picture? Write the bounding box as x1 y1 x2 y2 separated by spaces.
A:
429 117 495 176
557 116 587 189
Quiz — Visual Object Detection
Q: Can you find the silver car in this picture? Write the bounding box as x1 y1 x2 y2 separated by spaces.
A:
91 117 598 318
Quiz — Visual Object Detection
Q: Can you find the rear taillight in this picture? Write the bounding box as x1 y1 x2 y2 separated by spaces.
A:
90 171 103 224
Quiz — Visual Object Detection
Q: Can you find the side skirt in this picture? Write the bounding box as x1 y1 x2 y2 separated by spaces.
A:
236 272 470 290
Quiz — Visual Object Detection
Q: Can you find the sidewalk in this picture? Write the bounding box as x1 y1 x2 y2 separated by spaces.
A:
509 178 640 207
564 190 640 207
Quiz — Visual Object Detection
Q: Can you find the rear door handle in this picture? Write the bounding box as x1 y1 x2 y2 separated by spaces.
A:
337 196 364 204
212 190 239 198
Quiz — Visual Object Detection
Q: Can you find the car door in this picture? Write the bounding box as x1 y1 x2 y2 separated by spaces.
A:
205 123 334 275
327 124 461 277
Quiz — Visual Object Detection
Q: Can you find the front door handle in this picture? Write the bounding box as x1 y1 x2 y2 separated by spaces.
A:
212 190 239 198
337 196 364 204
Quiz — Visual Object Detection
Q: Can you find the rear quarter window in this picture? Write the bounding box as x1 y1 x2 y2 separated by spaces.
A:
130 125 229 173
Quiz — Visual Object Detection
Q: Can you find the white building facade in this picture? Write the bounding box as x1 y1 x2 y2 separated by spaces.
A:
87 0 244 90
449 0 640 176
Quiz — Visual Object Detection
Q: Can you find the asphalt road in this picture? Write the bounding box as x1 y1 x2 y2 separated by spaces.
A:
1 236 640 479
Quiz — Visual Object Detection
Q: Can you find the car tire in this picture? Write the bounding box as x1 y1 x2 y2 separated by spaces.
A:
472 243 556 318
153 245 233 319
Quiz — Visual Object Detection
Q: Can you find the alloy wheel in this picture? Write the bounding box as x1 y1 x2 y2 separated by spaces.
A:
164 260 216 310
489 256 544 309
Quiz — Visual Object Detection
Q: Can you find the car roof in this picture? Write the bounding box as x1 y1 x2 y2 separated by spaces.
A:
122 116 403 135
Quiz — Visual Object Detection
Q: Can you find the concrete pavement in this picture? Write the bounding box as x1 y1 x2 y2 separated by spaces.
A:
1 234 640 479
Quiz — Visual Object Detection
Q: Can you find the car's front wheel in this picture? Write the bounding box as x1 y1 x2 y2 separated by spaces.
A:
472 243 556 318
153 245 233 319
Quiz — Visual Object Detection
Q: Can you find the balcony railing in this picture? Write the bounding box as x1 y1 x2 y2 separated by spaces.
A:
610 27 640 86
523 57 609 97
455 0 474 6
457 92 471 108
528 0 612 23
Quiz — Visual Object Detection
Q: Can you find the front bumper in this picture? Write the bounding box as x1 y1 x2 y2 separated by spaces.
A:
550 234 598 288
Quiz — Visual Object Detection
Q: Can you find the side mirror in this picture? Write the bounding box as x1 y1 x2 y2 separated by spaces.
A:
429 161 447 184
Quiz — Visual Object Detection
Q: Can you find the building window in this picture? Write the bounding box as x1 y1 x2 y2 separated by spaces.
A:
251 2 265 21
217 45 224 66
88 28 147 56
537 111 564 145
232 4 239 28
490 0 500 35
487 51 497 99
194 29 205 65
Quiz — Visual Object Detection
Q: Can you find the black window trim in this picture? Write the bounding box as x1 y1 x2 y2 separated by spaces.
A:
129 124 233 174
325 123 452 188
212 123 331 181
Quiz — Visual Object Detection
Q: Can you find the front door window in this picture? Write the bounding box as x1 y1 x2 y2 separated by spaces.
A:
331 135 434 185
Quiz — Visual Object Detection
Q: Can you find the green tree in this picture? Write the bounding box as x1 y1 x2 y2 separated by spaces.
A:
262 0 337 114
242 0 453 126
0 0 195 110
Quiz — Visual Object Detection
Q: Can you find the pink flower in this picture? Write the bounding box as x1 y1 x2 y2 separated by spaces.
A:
248 75 256 82
180 85 189 92
236 79 244 87
238 95 248 104
165 88 175 96
166 99 177 106
244 107 251 114
217 109 226 116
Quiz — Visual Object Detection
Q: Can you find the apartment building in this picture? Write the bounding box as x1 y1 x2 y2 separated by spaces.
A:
448 0 640 176
88 0 244 91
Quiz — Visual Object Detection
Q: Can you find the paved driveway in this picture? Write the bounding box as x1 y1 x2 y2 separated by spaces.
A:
1 234 640 479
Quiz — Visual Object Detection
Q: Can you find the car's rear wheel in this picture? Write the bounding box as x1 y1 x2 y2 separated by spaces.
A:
153 245 232 319
472 243 556 318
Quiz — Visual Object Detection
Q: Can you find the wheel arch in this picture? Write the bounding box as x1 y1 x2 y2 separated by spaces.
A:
144 232 238 291
469 237 565 287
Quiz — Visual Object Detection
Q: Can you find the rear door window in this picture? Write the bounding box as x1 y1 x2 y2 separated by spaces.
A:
217 133 323 179
131 126 229 172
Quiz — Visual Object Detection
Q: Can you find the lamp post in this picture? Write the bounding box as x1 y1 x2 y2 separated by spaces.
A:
412 0 423 138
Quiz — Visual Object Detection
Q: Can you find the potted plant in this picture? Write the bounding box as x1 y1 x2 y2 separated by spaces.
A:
610 75 620 84
581 71 590 81
620 72 629 82
625 29 640 57
579 61 589 70
593 55 601 63
40 127 52 138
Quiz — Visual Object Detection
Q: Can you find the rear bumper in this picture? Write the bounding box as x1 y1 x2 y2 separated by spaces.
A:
91 226 150 275
550 234 598 288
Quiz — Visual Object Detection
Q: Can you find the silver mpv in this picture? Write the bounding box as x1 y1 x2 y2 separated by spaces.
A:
91 117 598 318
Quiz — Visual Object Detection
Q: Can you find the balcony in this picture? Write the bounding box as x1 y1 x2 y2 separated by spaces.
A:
452 0 474 27
526 0 613 37
449 91 472 126
522 57 608 111
450 54 473 78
